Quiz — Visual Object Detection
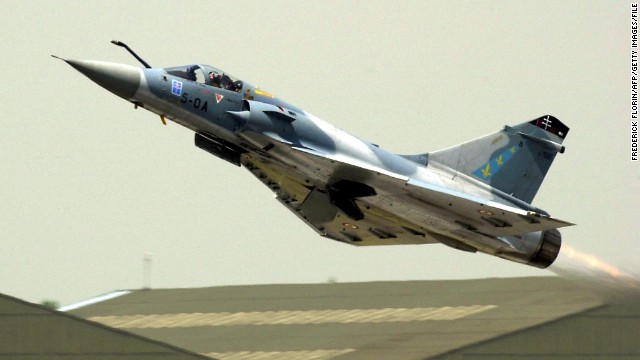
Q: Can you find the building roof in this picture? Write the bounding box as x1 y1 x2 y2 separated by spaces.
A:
67 277 630 359
434 302 640 359
0 292 210 359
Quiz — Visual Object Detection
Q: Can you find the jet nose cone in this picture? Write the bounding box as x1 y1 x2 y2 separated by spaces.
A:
66 60 141 100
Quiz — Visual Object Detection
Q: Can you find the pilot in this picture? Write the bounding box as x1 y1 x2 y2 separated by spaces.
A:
227 80 243 93
219 74 232 90
185 65 198 81
208 71 221 88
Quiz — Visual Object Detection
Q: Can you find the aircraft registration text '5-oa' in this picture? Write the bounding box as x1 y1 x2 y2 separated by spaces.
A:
55 41 573 268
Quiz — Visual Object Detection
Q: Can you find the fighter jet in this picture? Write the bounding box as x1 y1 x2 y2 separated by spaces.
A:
55 41 573 268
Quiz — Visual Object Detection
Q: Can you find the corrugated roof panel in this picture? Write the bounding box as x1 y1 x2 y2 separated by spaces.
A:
69 278 615 359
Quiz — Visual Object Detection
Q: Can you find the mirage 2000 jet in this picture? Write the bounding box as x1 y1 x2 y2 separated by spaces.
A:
55 41 573 268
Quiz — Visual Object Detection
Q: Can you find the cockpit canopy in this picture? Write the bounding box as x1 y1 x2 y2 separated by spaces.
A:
164 64 244 93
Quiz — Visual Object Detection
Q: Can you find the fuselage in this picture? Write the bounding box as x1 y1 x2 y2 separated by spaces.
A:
136 64 525 209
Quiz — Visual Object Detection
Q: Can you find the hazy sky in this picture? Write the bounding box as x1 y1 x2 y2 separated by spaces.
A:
1 1 637 306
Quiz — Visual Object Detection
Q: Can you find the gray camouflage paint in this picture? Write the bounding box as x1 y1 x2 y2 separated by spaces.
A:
61 59 573 268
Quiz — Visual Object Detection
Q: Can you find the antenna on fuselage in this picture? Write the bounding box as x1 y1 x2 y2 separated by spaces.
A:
111 40 152 69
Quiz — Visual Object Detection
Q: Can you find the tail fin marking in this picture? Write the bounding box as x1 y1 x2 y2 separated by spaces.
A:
427 115 569 204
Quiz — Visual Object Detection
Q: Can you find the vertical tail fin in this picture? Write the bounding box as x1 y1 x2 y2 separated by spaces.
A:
427 115 569 203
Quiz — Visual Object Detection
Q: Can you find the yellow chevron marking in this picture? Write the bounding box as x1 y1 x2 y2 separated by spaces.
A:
510 146 516 153
481 164 491 177
496 155 503 166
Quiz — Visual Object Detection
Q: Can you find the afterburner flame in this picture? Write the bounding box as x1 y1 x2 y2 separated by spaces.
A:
552 244 640 295
561 245 623 278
